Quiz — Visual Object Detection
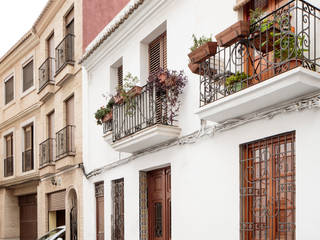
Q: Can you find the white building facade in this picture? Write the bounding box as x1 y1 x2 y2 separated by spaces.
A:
81 0 320 239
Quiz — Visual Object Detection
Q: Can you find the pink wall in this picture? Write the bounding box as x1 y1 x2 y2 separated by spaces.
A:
83 0 130 51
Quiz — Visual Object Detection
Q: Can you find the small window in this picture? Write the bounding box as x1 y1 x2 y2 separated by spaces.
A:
117 65 123 89
148 32 167 74
23 60 34 92
5 76 14 104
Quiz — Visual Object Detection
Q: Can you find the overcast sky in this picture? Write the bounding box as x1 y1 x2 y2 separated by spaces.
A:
0 0 48 58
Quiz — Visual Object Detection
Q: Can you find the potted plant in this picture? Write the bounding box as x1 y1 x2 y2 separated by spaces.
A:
148 69 187 123
94 97 115 125
215 20 250 47
114 73 142 104
225 72 249 92
273 33 306 72
188 34 217 63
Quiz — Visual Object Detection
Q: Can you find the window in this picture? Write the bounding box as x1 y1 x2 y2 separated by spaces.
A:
22 124 33 172
148 32 167 74
240 132 295 240
4 133 13 177
23 60 34 92
47 33 55 80
96 182 104 240
65 95 74 126
117 65 123 89
4 76 14 104
112 179 124 240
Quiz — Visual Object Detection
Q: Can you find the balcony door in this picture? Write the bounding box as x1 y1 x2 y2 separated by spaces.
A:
147 167 171 240
66 95 74 126
4 133 13 177
23 124 33 172
47 34 55 80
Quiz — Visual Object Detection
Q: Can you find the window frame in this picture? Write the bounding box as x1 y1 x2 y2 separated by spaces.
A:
3 73 15 106
21 56 35 97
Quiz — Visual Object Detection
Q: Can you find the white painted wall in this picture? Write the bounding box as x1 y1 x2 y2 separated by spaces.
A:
82 0 320 239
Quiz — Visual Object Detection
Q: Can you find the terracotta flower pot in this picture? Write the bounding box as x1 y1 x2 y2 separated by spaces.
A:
188 62 217 76
102 112 112 122
188 42 218 64
158 72 168 83
215 21 250 47
114 95 124 104
128 86 143 97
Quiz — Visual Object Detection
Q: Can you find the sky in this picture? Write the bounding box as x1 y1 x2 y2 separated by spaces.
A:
0 0 48 58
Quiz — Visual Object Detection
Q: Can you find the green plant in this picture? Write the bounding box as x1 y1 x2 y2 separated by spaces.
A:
190 34 212 52
273 33 307 61
226 72 249 91
94 97 115 125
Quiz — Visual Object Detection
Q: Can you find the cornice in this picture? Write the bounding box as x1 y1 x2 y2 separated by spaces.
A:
0 102 41 130
0 172 40 188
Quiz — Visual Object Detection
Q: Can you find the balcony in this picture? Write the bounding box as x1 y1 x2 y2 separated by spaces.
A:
4 156 13 177
56 125 76 170
55 34 75 86
22 149 34 172
38 57 55 102
39 138 55 177
103 82 181 153
195 0 320 123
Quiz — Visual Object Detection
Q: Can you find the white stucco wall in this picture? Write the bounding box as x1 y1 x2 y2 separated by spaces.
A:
82 0 320 239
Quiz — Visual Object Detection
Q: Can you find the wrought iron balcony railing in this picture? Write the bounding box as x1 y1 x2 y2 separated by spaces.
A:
39 138 55 167
22 149 34 172
55 34 75 74
103 120 113 134
39 57 55 91
112 82 175 141
4 156 13 177
200 0 320 107
56 125 75 160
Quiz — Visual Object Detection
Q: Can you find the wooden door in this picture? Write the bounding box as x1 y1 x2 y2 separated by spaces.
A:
96 182 104 240
148 167 171 240
19 194 37 240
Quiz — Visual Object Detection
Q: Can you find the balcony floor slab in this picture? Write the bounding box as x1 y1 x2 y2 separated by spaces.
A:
110 124 181 153
195 67 320 123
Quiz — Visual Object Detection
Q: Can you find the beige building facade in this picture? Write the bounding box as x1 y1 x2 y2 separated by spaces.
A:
0 0 83 239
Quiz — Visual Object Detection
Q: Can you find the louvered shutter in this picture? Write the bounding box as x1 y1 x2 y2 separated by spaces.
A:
48 191 66 212
23 60 34 92
149 32 167 74
5 77 14 104
117 66 123 89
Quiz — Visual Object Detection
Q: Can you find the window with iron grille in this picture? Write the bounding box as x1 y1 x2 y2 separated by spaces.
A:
118 65 123 89
96 182 104 240
4 133 13 177
5 76 14 105
22 60 34 92
240 131 295 240
148 32 167 74
112 178 124 240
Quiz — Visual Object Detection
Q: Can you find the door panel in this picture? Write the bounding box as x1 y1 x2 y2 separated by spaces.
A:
148 167 171 240
19 194 37 240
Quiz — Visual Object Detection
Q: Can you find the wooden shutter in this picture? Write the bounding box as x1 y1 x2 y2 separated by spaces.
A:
117 66 123 89
48 191 66 212
66 95 75 126
48 111 55 138
5 77 14 104
112 179 124 240
96 182 104 240
65 8 74 35
24 125 33 151
23 60 34 92
149 32 167 74
5 134 13 157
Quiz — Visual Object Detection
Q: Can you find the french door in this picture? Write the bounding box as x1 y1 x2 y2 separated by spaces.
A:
240 132 295 240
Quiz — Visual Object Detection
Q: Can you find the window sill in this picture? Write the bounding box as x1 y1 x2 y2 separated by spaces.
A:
20 86 36 100
2 100 16 111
